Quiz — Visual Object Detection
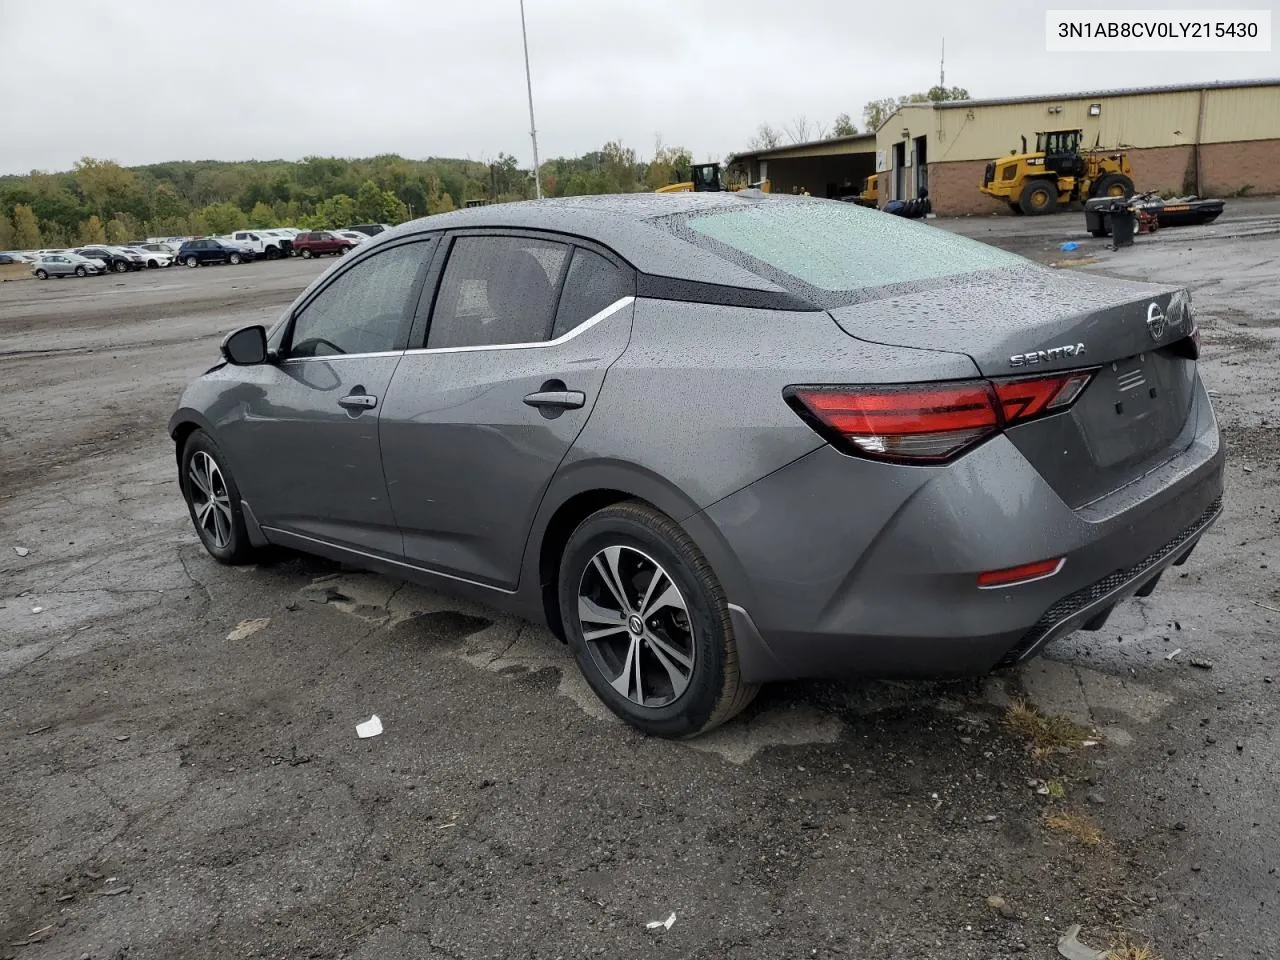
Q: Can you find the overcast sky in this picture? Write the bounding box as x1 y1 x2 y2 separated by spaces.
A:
0 0 1276 174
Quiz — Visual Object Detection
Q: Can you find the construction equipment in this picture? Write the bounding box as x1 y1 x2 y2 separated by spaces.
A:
656 163 770 194
850 173 879 208
979 129 1134 215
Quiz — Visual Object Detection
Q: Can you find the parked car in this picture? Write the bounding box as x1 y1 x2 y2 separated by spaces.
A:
169 194 1223 738
256 229 295 255
223 230 288 260
290 231 354 258
0 252 31 264
74 246 138 273
176 238 255 267
122 245 172 268
32 252 106 278
334 230 370 246
133 242 180 265
348 223 390 237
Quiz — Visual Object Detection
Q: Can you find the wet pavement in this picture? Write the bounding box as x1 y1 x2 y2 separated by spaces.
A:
1 213 1277 959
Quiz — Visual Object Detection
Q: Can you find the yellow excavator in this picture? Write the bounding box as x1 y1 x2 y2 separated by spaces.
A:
656 163 770 194
980 129 1134 215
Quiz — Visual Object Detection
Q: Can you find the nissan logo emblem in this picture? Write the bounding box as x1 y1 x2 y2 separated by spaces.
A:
1146 302 1166 341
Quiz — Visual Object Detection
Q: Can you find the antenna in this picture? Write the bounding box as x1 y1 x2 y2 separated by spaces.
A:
940 37 945 89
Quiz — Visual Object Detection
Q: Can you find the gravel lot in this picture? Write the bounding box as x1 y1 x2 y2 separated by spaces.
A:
2 208 1278 960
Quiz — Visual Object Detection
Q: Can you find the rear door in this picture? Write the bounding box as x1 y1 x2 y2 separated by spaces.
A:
215 237 438 555
379 233 636 588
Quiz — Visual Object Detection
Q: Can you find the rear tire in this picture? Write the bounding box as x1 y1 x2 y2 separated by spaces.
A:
75 266 87 277
1019 179 1059 215
186 256 199 268
557 502 758 738
35 269 48 279
180 430 257 565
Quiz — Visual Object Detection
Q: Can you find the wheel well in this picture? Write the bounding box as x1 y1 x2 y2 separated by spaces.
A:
172 420 200 471
537 489 647 642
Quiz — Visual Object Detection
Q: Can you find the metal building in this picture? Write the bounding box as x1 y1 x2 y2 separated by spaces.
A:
872 79 1280 215
726 134 877 199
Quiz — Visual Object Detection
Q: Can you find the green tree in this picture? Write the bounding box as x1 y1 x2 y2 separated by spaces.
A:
645 144 693 191
862 97 903 131
73 157 137 214
832 112 858 136
927 85 970 102
200 201 247 234
79 215 107 243
0 213 14 249
12 204 41 248
355 179 384 223
249 201 275 226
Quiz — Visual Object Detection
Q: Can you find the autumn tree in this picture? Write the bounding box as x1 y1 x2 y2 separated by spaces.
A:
79 215 107 244
0 213 14 249
106 218 132 243
12 204 41 248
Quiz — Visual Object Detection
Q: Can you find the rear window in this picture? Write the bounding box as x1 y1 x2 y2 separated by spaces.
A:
680 201 1027 298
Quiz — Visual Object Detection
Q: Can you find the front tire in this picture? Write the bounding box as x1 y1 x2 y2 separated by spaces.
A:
75 266 87 277
113 261 128 273
229 252 242 265
557 502 757 737
1019 179 1059 215
180 430 257 565
265 246 280 260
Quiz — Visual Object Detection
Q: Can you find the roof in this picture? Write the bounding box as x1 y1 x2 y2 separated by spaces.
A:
935 77 1280 110
375 193 807 293
727 133 877 165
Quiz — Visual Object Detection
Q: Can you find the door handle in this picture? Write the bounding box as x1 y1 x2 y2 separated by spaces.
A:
523 390 585 410
338 393 378 410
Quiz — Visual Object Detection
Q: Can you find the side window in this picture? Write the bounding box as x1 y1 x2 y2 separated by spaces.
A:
551 249 634 340
427 236 569 349
285 239 433 359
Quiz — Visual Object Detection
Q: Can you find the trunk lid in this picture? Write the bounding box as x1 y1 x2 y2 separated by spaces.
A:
827 268 1200 507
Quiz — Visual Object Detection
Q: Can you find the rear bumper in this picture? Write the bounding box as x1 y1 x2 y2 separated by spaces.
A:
693 378 1224 683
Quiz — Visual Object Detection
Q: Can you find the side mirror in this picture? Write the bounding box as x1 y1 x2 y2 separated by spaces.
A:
221 324 269 365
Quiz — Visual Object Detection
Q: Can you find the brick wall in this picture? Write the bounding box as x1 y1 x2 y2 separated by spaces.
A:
927 140 1279 214
1202 140 1280 196
925 160 1011 216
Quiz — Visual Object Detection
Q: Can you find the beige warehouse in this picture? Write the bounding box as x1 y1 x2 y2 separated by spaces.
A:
874 79 1280 215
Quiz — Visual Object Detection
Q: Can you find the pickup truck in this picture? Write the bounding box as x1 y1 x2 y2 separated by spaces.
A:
219 231 289 260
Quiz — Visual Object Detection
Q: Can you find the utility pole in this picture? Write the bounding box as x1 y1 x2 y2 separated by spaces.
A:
519 0 543 199
939 37 945 89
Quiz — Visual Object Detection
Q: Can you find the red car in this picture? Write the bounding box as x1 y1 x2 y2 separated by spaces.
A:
291 231 355 259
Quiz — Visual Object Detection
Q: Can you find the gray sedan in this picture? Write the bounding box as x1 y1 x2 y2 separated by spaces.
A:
169 194 1223 737
32 252 106 278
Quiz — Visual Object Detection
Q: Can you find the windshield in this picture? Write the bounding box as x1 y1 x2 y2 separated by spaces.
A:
680 200 1027 300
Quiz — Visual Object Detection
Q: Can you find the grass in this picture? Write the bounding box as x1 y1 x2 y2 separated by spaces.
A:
1104 934 1163 960
1004 699 1099 750
1043 809 1103 846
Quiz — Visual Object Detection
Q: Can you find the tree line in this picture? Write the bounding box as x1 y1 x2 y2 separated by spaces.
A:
0 86 965 250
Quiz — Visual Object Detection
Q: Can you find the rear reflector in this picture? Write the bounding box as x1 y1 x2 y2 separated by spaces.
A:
977 557 1065 589
786 369 1097 464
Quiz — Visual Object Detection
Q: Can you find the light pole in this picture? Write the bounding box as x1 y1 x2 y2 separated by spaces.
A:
519 0 543 199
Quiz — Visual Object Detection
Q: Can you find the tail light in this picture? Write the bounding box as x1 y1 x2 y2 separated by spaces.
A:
786 369 1097 464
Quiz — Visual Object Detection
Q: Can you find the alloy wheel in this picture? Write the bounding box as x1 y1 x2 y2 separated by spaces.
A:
577 545 695 708
187 451 233 550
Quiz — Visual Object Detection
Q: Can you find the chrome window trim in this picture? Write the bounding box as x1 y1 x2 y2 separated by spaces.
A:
407 295 634 357
279 350 405 366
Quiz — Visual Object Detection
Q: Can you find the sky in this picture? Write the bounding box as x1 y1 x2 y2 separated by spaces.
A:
0 0 1276 174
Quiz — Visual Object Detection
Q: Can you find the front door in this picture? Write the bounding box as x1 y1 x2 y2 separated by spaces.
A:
215 237 438 556
379 234 636 588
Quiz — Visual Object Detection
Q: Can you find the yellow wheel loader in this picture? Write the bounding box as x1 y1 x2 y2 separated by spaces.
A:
850 173 879 208
656 163 770 194
979 130 1134 215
